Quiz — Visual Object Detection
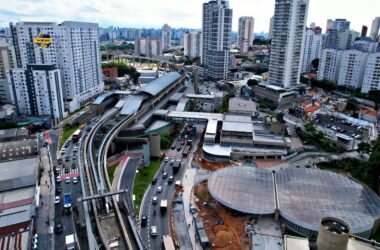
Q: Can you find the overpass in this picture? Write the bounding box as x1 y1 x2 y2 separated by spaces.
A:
153 110 224 124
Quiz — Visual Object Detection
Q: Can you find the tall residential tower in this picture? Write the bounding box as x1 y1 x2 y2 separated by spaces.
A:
268 0 309 88
161 24 172 52
238 16 254 55
202 0 233 81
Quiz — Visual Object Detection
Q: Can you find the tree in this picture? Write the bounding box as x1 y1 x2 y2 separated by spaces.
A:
311 58 319 71
368 90 380 106
276 112 285 123
357 142 371 155
247 79 259 87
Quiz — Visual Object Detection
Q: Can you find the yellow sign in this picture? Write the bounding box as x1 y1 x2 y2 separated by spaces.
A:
34 33 52 48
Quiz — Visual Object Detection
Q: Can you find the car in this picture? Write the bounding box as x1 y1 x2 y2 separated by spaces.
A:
57 158 63 164
54 196 60 204
56 176 61 183
72 155 76 160
163 172 168 179
151 226 157 237
170 159 174 165
176 146 181 151
61 149 66 154
180 140 185 145
64 143 69 148
164 157 169 162
168 176 174 184
73 177 78 184
65 177 70 184
33 234 38 243
152 196 158 205
141 215 147 227
151 178 157 185
65 168 70 174
171 145 176 150
71 163 77 169
65 156 70 161
157 186 162 193
54 222 63 234
55 186 62 195
355 134 362 139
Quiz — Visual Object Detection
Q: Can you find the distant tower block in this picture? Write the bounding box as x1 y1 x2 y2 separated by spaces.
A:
149 133 161 158
317 217 350 250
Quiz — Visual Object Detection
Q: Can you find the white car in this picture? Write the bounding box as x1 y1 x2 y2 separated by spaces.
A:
65 177 70 184
56 176 61 183
152 196 158 205
164 157 169 162
54 196 60 204
72 177 78 184
151 226 157 237
157 186 162 193
61 148 66 154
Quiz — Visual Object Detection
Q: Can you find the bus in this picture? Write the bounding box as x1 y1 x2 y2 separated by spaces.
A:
162 235 175 250
72 129 82 142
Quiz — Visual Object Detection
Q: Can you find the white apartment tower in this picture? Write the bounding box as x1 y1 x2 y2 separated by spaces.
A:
7 64 66 119
361 52 380 93
268 0 309 88
184 31 202 59
161 24 171 52
238 16 254 55
9 21 103 112
370 17 380 42
202 0 233 81
135 38 162 57
268 16 274 40
337 50 368 89
301 28 322 72
317 49 343 83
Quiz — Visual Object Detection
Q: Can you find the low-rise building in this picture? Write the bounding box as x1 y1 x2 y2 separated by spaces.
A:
228 97 256 116
253 83 296 108
0 127 29 142
358 108 377 123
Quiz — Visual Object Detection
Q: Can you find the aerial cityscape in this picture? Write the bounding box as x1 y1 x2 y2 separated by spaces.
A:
1 0 380 250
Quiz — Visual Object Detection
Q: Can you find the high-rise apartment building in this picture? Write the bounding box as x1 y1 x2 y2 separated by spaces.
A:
361 25 368 38
9 21 103 112
7 64 66 119
134 38 162 58
361 52 380 93
268 16 274 40
184 31 202 59
0 36 16 103
370 17 380 42
268 0 309 88
337 50 368 89
238 16 254 55
317 49 343 83
326 19 334 32
202 0 233 81
332 19 350 32
301 29 322 73
352 40 378 53
161 24 172 52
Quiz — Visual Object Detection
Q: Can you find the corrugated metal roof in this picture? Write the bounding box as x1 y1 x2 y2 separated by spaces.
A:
120 95 144 116
137 72 181 96
0 204 32 227
222 121 253 132
93 92 114 105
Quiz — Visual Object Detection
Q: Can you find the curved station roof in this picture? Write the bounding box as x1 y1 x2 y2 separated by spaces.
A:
208 166 380 236
137 72 181 96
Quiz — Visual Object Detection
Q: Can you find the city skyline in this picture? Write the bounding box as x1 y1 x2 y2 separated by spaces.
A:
0 0 379 33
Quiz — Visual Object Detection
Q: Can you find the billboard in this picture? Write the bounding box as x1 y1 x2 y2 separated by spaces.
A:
34 33 53 48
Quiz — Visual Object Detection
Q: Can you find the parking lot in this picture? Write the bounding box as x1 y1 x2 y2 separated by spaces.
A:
313 114 366 140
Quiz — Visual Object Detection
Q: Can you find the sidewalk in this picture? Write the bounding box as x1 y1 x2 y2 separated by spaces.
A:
181 152 203 250
37 147 55 249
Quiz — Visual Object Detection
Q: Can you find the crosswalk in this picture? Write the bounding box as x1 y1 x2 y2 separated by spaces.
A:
59 167 80 177
166 149 180 157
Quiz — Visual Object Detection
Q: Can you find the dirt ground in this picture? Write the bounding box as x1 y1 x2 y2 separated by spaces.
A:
194 181 251 250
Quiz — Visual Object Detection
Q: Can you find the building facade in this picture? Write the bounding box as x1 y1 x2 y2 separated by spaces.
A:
268 16 274 40
238 16 254 55
337 50 368 89
317 49 343 83
361 52 380 93
268 0 309 88
9 21 103 112
184 31 202 59
7 64 66 119
202 0 233 81
134 38 162 58
370 17 380 42
0 36 16 103
161 24 171 52
301 28 322 73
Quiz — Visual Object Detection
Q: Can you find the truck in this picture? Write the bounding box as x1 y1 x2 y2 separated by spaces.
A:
65 234 75 250
162 235 175 250
172 161 181 174
182 144 191 157
64 193 72 212
160 199 168 214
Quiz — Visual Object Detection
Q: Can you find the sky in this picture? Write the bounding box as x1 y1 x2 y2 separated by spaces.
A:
0 0 379 33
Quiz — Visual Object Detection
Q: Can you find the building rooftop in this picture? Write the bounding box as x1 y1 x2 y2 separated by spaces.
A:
0 140 37 161
120 95 144 116
206 119 218 135
222 121 253 133
284 235 310 250
359 108 377 117
0 157 37 192
224 114 252 123
228 97 256 113
93 92 114 105
185 94 216 99
137 72 181 96
0 127 29 141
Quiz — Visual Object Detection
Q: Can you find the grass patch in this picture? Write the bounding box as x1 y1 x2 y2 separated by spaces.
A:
107 163 119 184
133 159 162 214
59 126 78 148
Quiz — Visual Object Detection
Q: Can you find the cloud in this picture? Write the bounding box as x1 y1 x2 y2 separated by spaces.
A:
0 0 379 33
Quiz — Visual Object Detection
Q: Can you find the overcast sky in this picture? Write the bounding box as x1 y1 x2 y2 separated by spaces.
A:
0 0 379 33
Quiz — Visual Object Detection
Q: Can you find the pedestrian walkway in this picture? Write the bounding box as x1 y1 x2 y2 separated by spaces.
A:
181 153 203 250
37 147 55 249
166 149 180 157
